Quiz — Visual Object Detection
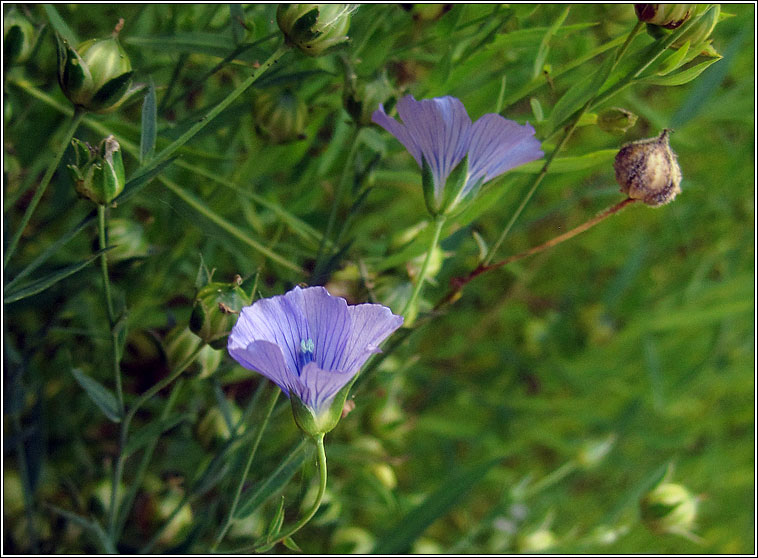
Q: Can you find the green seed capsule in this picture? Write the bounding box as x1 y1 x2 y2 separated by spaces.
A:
190 276 253 349
67 135 125 205
252 90 308 144
277 4 356 57
3 9 36 65
56 20 139 113
640 482 699 538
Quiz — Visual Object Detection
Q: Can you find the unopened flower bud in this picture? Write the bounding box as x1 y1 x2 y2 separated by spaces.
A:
4 9 36 65
252 90 307 144
597 107 638 135
639 5 721 50
635 4 695 29
277 4 356 57
56 20 140 113
640 482 699 538
190 275 253 349
68 135 125 205
614 129 681 207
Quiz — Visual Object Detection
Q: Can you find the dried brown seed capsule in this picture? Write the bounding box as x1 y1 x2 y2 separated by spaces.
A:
614 129 682 207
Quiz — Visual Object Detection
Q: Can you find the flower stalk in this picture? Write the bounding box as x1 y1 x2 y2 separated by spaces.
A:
211 386 282 551
443 198 637 307
401 215 446 323
255 433 328 552
483 21 644 266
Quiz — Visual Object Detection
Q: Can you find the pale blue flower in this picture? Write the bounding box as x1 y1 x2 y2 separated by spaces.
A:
228 286 403 415
372 95 543 214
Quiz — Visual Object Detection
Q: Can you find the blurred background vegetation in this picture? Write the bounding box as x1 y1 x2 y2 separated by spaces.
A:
3 3 754 554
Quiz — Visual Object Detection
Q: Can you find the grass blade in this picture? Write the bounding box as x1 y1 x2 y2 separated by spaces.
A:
4 247 111 304
372 456 504 554
234 438 312 519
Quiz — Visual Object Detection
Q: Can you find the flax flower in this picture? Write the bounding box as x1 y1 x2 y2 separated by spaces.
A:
372 95 543 215
228 286 403 435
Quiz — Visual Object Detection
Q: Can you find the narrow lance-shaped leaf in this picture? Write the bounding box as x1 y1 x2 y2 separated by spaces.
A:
235 438 312 519
372 456 505 554
140 77 157 164
70 368 121 423
637 57 722 87
4 247 112 304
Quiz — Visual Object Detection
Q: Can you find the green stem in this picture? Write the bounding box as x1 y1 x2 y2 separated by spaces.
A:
401 215 446 320
313 127 361 281
114 379 184 540
256 434 328 552
160 175 302 274
97 206 123 416
484 21 644 265
12 411 39 552
140 395 274 554
8 80 306 275
211 388 282 551
4 108 85 268
120 44 290 203
107 345 203 541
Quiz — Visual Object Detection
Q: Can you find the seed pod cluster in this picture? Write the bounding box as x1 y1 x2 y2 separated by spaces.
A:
613 129 682 207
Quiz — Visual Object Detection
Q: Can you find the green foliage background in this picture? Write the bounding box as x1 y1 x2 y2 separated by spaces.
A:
3 3 754 554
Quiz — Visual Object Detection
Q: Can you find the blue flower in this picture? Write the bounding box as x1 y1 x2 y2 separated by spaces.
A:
228 286 403 434
372 95 544 215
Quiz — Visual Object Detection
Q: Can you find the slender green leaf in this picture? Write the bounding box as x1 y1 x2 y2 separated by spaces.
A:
548 52 615 133
235 438 312 519
125 33 236 58
5 212 97 291
161 176 302 273
124 413 189 455
532 6 570 79
512 148 618 174
139 78 157 164
655 41 691 76
230 4 245 44
43 4 78 45
372 456 504 554
114 156 177 205
213 379 235 433
4 248 111 304
637 57 722 87
283 536 303 552
46 505 116 554
266 496 286 537
70 368 121 423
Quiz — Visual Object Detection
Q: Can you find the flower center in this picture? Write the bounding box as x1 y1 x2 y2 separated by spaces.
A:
299 338 315 368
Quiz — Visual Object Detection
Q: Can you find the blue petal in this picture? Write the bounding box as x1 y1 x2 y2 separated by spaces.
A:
228 287 311 375
295 362 356 412
466 114 543 190
339 303 404 372
396 95 472 199
227 339 297 397
371 103 423 166
299 286 352 371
